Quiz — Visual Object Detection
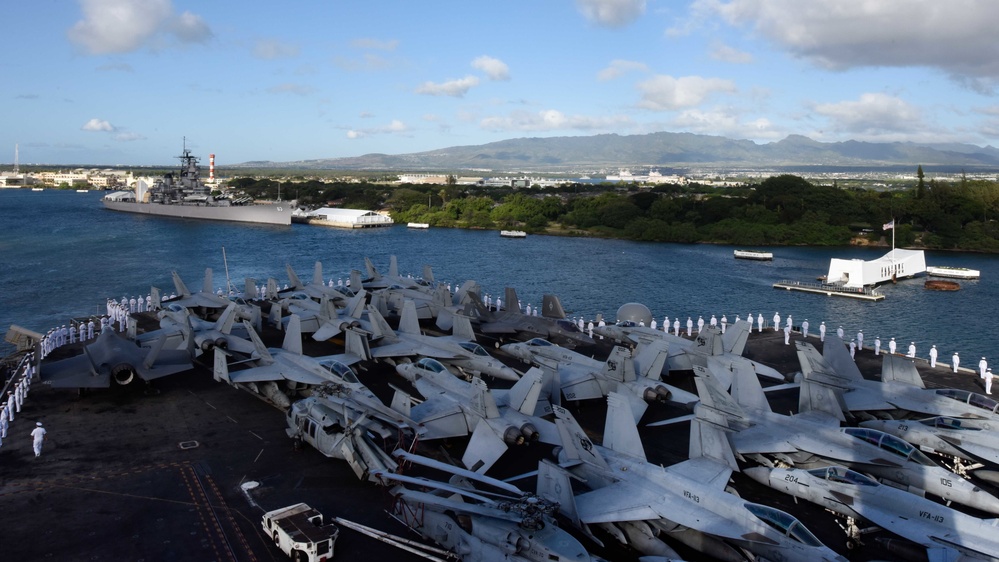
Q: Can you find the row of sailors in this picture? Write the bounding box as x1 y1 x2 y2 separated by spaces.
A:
108 295 154 316
0 353 35 448
39 312 141 359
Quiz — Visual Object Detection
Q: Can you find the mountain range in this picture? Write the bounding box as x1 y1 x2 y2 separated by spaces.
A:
235 132 999 173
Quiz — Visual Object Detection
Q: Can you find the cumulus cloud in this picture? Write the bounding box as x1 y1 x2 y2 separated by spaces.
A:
471 56 510 81
576 0 646 28
709 42 753 64
82 118 115 132
597 59 649 81
812 93 925 139
253 39 300 60
636 75 737 110
415 76 480 97
346 119 409 139
480 109 632 132
671 109 781 140
703 0 999 88
68 0 211 55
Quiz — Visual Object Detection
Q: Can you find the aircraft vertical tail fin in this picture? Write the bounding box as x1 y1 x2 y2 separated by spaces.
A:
319 294 336 321
693 365 749 422
722 320 751 355
389 255 400 278
537 459 583 528
508 367 544 416
243 319 273 363
212 347 232 384
343 328 372 361
821 335 865 382
798 378 846 421
172 270 192 297
268 301 283 329
390 387 412 417
345 289 366 319
728 361 772 413
243 278 258 300
469 376 501 419
454 280 480 306
215 303 238 334
364 257 380 280
505 287 520 313
349 269 364 292
202 268 213 295
451 313 476 341
397 300 421 335
552 404 609 469
603 346 636 382
689 404 739 471
150 286 162 310
422 264 434 283
365 305 395 340
633 340 668 380
603 392 647 461
541 294 566 319
266 278 278 300
693 327 724 356
881 354 925 388
286 263 303 290
312 261 324 287
282 314 304 355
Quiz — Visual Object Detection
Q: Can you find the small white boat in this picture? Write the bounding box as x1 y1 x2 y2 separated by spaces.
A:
76 189 90 193
31 187 43 191
734 249 773 261
406 222 430 229
926 266 980 279
500 230 527 238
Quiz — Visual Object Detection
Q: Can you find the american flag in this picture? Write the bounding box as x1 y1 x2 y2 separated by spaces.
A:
883 220 895 230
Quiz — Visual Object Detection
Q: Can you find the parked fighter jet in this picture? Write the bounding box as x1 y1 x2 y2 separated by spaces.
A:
798 337 999 422
393 361 558 473
689 363 999 514
366 300 520 381
152 268 230 310
594 319 785 381
279 261 353 303
501 337 698 421
469 287 595 349
135 303 256 357
746 464 999 560
42 329 193 388
543 394 847 562
354 256 437 292
375 451 597 562
860 416 999 469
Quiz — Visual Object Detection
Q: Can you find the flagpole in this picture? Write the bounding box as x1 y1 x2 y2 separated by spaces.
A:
891 218 895 260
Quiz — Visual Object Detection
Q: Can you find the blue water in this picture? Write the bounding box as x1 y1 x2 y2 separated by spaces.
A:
1 189 996 362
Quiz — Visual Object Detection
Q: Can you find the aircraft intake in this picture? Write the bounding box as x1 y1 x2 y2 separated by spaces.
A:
111 363 136 385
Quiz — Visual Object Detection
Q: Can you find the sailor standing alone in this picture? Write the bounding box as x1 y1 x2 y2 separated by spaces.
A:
30 422 46 458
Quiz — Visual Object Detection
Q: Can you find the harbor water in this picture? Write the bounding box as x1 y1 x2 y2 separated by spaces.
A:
1 189 996 363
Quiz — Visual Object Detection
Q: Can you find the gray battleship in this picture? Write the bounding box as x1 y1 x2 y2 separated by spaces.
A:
102 147 292 225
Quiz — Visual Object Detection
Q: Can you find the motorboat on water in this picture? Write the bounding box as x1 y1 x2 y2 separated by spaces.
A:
500 230 527 238
734 249 773 260
407 222 430 229
926 266 980 279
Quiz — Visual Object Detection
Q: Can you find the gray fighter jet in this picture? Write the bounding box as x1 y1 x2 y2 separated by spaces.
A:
688 363 999 515
542 394 847 562
393 361 558 473
366 300 520 381
135 302 256 357
152 268 230 310
468 287 595 349
860 415 999 469
798 337 999 422
747 464 999 560
41 328 193 388
501 337 699 421
594 319 785 381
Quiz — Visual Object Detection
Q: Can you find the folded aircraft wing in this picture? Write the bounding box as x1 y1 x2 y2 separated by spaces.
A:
411 398 470 439
228 363 328 385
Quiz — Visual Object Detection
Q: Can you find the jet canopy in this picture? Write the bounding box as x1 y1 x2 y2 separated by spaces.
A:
554 319 583 332
807 466 878 487
318 359 358 383
523 338 554 347
744 503 823 547
936 388 999 414
413 357 451 375
842 427 935 466
924 416 983 431
457 342 489 356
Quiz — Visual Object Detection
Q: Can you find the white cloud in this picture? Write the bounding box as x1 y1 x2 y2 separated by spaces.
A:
480 109 632 132
472 56 510 81
346 120 410 139
415 76 480 97
68 0 212 55
346 130 362 139
576 0 646 28
670 109 781 140
350 38 399 51
113 131 146 141
597 59 649 81
709 42 753 64
82 118 115 132
266 83 316 96
703 0 999 88
636 75 737 110
253 39 300 60
812 93 925 139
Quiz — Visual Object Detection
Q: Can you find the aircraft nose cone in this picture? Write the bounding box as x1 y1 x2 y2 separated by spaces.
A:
496 365 520 381
743 466 773 486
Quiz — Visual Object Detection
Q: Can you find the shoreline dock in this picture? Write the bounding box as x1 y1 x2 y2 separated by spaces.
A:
773 279 886 301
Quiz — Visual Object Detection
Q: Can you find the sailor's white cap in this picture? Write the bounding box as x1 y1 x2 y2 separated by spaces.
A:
35 422 42 426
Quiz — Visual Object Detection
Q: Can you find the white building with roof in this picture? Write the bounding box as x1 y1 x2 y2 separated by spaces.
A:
826 248 926 288
299 207 394 229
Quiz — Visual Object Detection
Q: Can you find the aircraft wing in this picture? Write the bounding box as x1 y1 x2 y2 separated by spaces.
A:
477 319 520 335
729 424 798 454
558 366 604 401
228 363 328 385
411 398 470 439
882 354 925 387
667 456 733 489
42 353 110 388
370 340 461 360
462 422 508 473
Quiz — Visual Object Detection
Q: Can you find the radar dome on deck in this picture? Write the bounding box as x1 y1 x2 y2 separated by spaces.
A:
616 303 652 325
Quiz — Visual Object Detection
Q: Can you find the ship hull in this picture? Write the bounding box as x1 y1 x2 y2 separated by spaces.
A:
103 199 291 225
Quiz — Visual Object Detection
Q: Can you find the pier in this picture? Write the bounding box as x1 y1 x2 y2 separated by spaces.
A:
773 279 885 301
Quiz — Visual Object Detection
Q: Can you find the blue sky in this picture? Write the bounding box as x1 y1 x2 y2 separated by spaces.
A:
9 0 999 165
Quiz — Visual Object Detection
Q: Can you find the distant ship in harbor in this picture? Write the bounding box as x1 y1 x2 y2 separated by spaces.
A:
102 146 292 225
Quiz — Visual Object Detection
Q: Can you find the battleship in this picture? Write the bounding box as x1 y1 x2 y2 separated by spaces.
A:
102 147 293 225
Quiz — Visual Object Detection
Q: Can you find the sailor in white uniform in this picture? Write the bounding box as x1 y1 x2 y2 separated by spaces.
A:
773 312 780 332
31 422 46 457
801 319 809 339
929 345 938 368
874 336 881 356
888 337 896 355
980 357 988 379
953 352 960 373
907 342 916 358
819 321 826 342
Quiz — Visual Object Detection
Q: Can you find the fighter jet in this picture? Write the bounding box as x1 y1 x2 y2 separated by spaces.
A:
41 329 193 388
366 300 520 381
688 363 999 515
542 393 847 562
860 416 999 469
152 268 230 310
746 464 999 560
393 361 558 473
135 302 256 357
469 287 595 349
355 255 437 292
278 261 354 303
594 319 785 381
501 337 699 421
798 337 999 422
374 451 597 562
